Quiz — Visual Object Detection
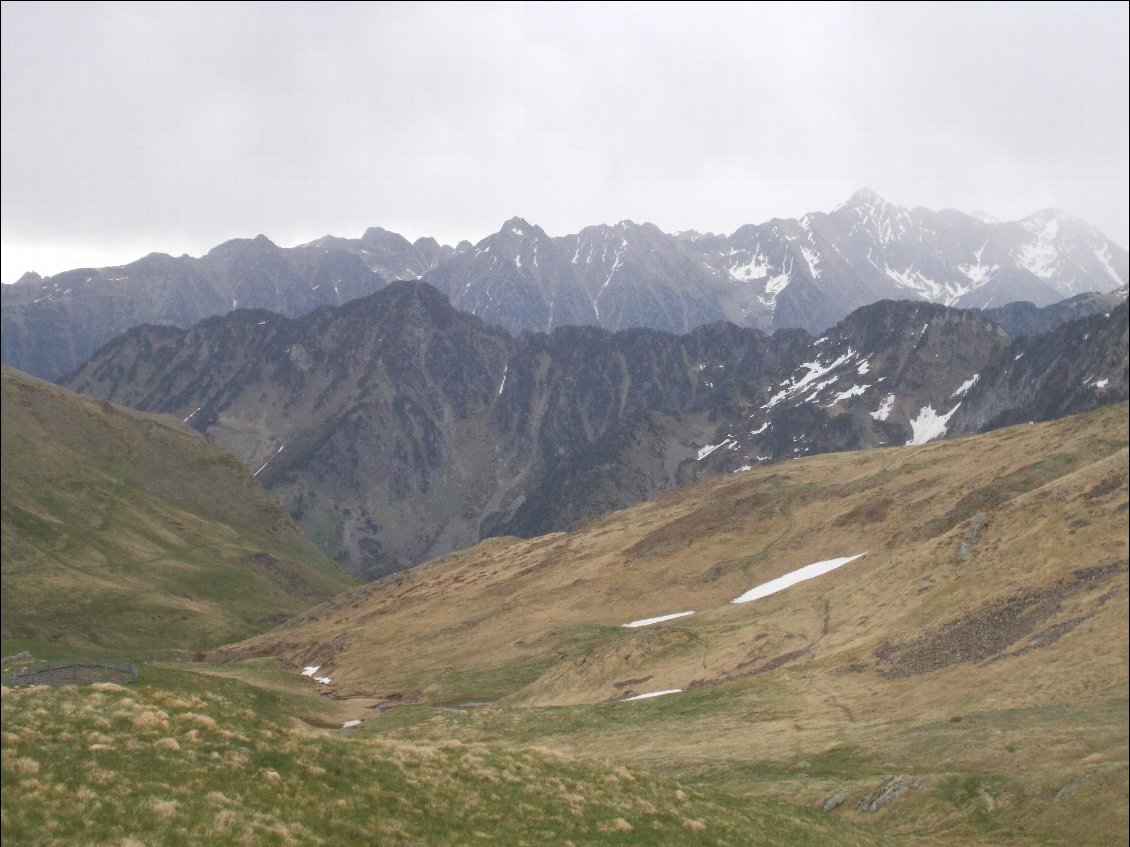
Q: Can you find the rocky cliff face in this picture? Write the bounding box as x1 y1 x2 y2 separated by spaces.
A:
64 283 1128 578
953 301 1129 432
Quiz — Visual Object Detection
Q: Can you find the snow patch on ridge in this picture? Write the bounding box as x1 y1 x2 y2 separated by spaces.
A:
906 403 961 445
870 394 895 421
1094 245 1124 287
763 349 856 409
621 689 682 702
1017 215 1062 280
622 611 695 628
728 253 770 280
959 262 997 285
800 246 822 279
885 264 970 304
829 384 869 405
952 374 979 397
731 553 867 604
697 439 734 461
759 271 791 308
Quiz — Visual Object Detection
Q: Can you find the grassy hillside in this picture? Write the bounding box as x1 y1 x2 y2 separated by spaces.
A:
1 366 358 653
225 403 1127 706
0 666 899 846
214 402 1128 845
2 397 1125 845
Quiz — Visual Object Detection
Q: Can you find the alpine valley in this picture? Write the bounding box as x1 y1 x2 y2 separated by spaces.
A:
2 397 1126 846
1 191 1128 847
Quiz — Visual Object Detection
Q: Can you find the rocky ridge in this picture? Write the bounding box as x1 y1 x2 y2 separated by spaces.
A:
63 283 1128 577
5 190 1125 380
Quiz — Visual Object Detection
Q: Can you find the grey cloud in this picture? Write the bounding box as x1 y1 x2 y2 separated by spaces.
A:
2 1 1126 282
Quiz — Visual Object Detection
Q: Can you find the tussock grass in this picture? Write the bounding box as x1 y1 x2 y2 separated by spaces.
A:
0 678 892 846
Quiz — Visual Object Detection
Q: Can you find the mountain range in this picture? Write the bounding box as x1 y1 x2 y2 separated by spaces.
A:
1 199 1127 846
4 189 1126 380
63 281 1128 577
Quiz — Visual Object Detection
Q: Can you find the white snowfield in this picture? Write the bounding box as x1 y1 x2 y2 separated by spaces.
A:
763 349 857 410
622 611 695 628
952 374 980 397
697 439 733 461
906 403 961 446
870 393 895 421
341 719 362 728
730 553 867 604
829 383 869 405
622 689 682 701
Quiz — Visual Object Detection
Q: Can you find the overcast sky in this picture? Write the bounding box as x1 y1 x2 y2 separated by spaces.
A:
2 1 1127 283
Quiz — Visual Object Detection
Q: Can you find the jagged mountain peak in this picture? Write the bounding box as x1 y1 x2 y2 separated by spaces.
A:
498 216 542 237
1022 207 1071 225
847 186 887 205
206 233 280 259
360 226 413 250
838 187 905 216
574 219 665 244
674 229 718 242
1016 208 1100 245
6 196 1127 381
838 187 912 231
13 271 42 286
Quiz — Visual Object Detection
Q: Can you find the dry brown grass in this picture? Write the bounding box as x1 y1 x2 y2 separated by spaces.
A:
224 406 1127 717
209 404 1128 846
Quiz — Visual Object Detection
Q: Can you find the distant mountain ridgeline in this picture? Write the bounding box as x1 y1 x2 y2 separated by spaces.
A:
4 189 1126 380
